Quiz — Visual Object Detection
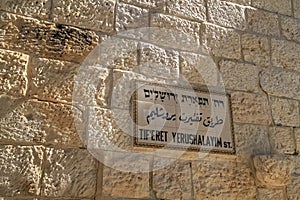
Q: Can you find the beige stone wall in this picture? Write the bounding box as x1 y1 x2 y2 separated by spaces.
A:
0 0 300 199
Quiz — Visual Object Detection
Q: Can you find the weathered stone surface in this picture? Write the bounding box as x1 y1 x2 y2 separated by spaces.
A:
269 126 296 154
231 92 271 125
271 39 300 73
270 97 300 127
287 175 300 200
234 124 270 160
28 57 79 102
252 0 292 16
102 151 151 199
116 2 148 38
281 16 300 43
153 158 192 200
150 13 202 52
0 49 28 97
246 9 280 36
241 33 270 67
260 67 300 100
208 0 246 30
219 60 261 92
41 148 97 198
0 12 99 63
140 43 179 79
257 188 285 200
53 0 115 33
0 0 50 19
254 155 294 187
166 0 206 22
202 23 241 59
0 97 83 147
295 128 300 153
0 145 43 196
222 0 251 5
294 0 300 19
121 0 165 9
180 52 218 87
192 159 256 199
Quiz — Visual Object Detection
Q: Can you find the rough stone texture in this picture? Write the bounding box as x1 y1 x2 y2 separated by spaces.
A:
270 97 300 127
192 159 256 199
253 155 294 187
116 2 148 38
102 151 151 199
252 0 292 16
295 128 300 153
153 158 192 200
222 0 251 5
28 57 79 103
41 148 97 198
241 33 270 67
0 12 99 63
121 0 165 9
202 23 241 59
166 0 206 22
0 49 28 97
246 9 280 36
208 0 246 30
256 188 285 200
271 38 300 73
180 52 218 87
0 98 83 147
231 92 271 125
287 175 300 200
281 16 300 43
269 126 296 155
0 145 44 196
219 60 261 92
53 0 115 33
234 123 271 160
0 0 50 20
150 13 202 52
140 43 179 79
294 0 300 19
260 67 300 100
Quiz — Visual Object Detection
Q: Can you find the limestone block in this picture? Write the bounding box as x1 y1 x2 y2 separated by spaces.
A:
0 49 28 97
269 126 296 155
234 124 270 160
231 92 271 125
53 0 115 33
295 128 300 153
0 97 83 147
208 0 246 30
270 97 300 127
281 16 300 43
41 148 97 198
150 13 202 52
219 60 261 92
257 188 285 200
180 52 218 87
102 151 151 199
246 9 280 36
121 0 165 9
202 23 241 59
271 39 300 73
153 158 192 200
254 155 294 187
116 2 148 38
260 67 300 100
294 0 300 19
166 0 206 22
0 12 99 63
252 0 292 16
0 145 43 196
241 33 270 67
192 159 256 199
0 0 50 19
287 176 300 200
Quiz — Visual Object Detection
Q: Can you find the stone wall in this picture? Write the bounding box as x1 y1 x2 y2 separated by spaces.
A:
0 0 300 199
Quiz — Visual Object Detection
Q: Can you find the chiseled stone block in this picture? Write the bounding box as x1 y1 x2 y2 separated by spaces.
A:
0 145 44 196
252 0 292 16
0 49 28 97
270 97 300 127
269 126 296 155
281 16 300 43
41 148 97 198
0 0 50 19
231 92 271 125
53 0 115 33
202 23 241 59
0 12 99 63
257 188 285 200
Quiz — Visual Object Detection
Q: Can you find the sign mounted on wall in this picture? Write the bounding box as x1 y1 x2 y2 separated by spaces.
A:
132 81 235 154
